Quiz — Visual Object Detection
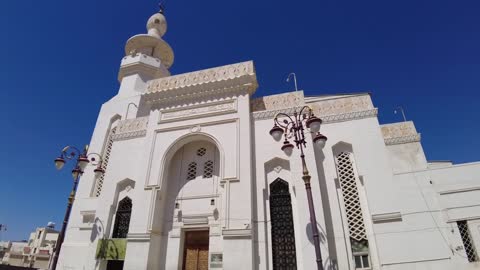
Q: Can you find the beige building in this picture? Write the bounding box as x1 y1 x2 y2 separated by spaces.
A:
1 225 58 269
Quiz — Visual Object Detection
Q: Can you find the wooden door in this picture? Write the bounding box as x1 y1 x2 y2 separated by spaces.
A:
182 231 209 270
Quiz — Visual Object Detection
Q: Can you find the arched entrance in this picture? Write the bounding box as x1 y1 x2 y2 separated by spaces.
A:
154 137 221 269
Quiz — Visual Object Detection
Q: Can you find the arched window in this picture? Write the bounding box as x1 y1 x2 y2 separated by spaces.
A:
112 197 132 238
269 178 297 269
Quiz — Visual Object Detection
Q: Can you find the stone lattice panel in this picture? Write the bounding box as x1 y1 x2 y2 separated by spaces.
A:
203 160 214 179
187 162 197 180
457 220 479 262
335 152 368 241
93 127 117 197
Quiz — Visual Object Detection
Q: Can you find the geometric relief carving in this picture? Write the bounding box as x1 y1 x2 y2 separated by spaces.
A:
251 91 304 112
335 152 368 242
309 95 374 118
111 116 148 141
269 178 297 269
160 101 236 122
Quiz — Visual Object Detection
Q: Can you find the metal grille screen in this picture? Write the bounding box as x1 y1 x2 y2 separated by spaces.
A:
112 197 132 239
457 220 478 262
335 152 368 242
269 178 297 270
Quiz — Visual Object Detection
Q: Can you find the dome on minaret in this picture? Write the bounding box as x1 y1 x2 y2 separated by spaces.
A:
146 13 167 38
125 11 174 69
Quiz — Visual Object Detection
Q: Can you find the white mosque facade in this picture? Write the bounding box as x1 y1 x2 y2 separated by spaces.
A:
57 11 480 270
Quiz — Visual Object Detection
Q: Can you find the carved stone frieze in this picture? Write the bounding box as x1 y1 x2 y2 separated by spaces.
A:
143 61 257 106
159 101 236 122
381 121 421 145
252 93 377 124
112 116 149 141
309 95 374 117
251 92 304 112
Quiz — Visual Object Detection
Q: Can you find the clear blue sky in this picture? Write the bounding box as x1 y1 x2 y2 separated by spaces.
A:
1 0 479 241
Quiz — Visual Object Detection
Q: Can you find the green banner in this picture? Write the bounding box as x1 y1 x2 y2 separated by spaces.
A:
96 238 127 260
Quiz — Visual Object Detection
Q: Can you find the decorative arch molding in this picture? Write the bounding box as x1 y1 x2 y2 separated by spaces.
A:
331 141 354 157
107 178 136 239
264 157 291 175
156 132 225 190
91 114 122 197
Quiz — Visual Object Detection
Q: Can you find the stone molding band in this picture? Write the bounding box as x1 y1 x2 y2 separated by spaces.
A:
384 134 421 145
253 107 378 124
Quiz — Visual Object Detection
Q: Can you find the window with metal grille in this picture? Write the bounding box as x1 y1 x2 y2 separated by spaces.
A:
335 152 371 268
269 178 297 269
93 127 117 197
203 160 214 178
457 220 478 262
197 147 206 156
187 162 197 180
112 197 132 238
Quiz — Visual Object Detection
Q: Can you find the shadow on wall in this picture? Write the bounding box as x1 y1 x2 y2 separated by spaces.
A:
90 217 105 243
311 141 343 270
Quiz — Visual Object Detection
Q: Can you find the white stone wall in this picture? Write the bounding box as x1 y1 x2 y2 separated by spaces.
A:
57 57 480 270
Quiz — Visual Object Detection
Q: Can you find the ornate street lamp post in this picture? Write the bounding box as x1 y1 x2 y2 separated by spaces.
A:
50 145 104 270
269 106 328 270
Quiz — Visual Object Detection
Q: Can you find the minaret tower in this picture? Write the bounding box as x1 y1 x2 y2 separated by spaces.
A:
117 9 174 97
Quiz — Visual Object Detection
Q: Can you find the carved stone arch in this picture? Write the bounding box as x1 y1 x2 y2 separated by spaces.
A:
264 157 291 175
116 178 136 193
158 132 225 189
332 141 354 157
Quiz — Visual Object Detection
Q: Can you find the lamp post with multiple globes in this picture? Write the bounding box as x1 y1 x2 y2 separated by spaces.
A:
269 106 327 270
50 145 104 270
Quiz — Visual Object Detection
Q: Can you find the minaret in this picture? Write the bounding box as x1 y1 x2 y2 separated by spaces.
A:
117 9 174 97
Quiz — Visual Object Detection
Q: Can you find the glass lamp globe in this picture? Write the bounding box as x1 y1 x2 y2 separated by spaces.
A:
78 155 90 171
306 116 322 133
281 141 294 156
94 166 105 178
54 157 66 170
313 133 328 150
71 167 82 180
269 125 284 142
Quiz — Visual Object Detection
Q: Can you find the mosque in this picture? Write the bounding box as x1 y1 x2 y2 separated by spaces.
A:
57 8 480 270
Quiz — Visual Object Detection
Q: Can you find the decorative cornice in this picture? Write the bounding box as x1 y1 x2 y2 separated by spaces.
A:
384 134 421 145
143 61 257 105
253 107 378 123
111 116 148 141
